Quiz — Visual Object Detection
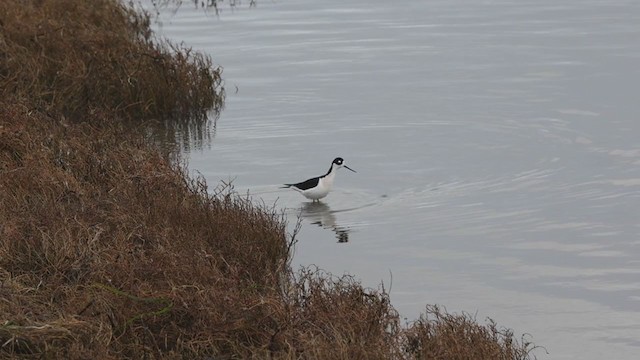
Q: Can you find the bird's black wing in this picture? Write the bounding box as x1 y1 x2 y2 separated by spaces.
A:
283 176 320 191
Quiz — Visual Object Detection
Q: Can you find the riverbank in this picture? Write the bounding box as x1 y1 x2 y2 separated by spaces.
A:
0 1 536 358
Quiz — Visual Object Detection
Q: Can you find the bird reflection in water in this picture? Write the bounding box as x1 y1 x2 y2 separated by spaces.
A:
300 202 350 243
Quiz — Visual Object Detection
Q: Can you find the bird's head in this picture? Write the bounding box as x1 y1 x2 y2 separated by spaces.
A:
332 157 356 173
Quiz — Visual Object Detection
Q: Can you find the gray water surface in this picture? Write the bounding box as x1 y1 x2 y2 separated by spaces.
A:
153 1 640 358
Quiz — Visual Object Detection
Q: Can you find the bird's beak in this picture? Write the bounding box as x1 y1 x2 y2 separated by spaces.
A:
344 165 356 173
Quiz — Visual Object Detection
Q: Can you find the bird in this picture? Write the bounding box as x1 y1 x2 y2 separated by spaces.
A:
282 157 356 201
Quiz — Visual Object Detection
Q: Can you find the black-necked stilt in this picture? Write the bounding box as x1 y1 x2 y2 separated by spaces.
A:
282 157 356 201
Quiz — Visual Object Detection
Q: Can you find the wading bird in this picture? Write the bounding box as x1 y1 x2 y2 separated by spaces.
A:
282 157 356 201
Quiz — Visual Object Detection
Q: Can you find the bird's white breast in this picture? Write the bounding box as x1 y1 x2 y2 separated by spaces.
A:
289 163 341 200
301 173 335 200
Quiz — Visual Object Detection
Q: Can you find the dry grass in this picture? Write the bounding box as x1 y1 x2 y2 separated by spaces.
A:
0 0 539 358
0 0 224 123
402 305 537 360
0 101 291 358
282 267 401 359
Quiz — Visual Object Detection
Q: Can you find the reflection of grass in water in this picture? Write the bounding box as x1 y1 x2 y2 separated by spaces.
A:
152 0 258 17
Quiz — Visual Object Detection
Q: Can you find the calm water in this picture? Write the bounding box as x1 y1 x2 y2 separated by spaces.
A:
152 1 640 358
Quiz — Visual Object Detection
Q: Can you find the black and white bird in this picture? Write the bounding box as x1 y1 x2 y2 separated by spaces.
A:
282 157 356 201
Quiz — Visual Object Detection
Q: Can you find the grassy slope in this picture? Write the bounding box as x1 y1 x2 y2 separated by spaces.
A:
0 1 537 358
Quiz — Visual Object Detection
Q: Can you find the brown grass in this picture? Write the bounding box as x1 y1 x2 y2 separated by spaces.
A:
402 305 537 360
0 101 290 358
0 0 540 358
0 0 224 123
